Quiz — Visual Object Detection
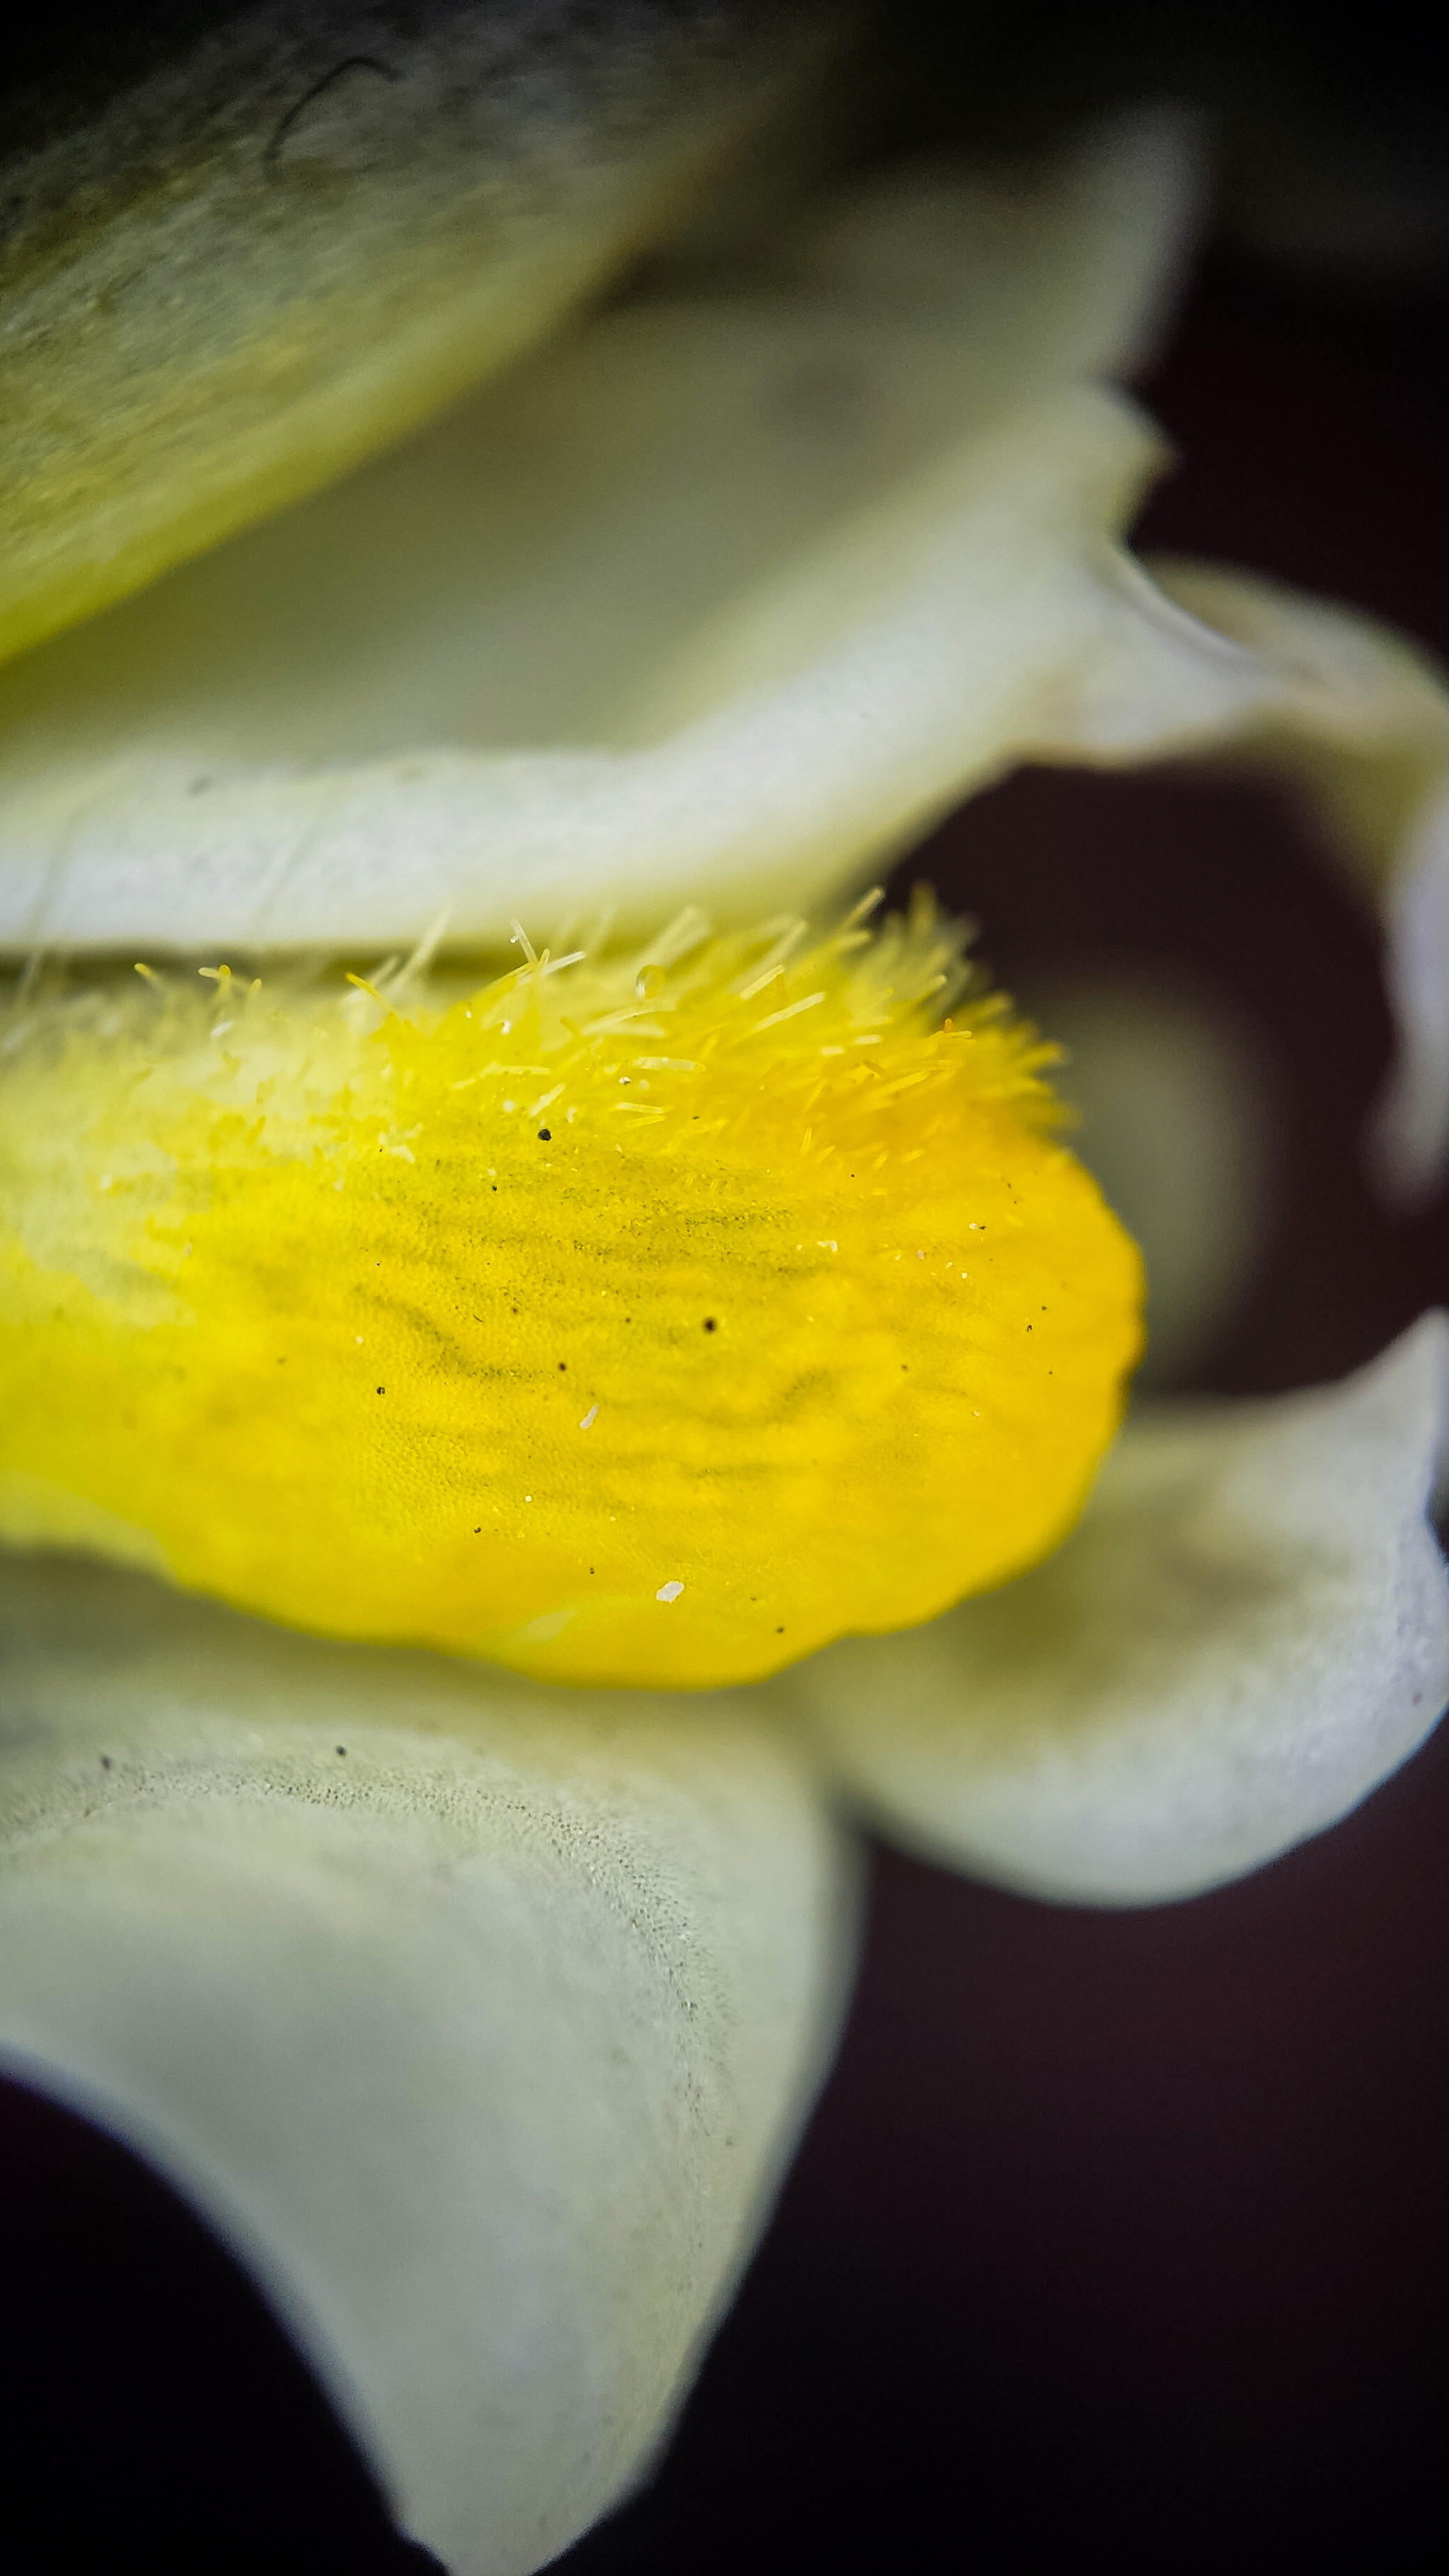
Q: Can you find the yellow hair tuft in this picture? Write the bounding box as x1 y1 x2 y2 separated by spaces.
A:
0 894 1142 1687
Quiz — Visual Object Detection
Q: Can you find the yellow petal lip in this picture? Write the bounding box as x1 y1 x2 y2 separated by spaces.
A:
1 1 838 671
0 899 1143 1689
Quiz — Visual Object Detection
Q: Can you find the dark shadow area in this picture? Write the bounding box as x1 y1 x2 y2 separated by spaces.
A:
0 2074 446 2573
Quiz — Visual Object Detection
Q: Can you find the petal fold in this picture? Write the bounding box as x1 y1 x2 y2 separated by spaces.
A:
795 1317 1449 1905
0 1555 855 2575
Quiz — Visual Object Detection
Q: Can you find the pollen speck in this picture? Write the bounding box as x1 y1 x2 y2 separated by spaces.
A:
656 1580 684 1603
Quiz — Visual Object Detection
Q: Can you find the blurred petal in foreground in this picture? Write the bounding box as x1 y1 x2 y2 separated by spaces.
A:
0 1558 853 2574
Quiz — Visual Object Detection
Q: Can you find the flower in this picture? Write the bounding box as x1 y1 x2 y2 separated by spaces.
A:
2 21 1448 2572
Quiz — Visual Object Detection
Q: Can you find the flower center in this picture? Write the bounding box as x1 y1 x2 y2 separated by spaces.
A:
0 894 1142 1687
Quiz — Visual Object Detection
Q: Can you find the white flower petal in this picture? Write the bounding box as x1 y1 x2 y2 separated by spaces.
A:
0 1555 855 2575
0 112 1230 954
0 388 1264 954
793 1317 1449 1906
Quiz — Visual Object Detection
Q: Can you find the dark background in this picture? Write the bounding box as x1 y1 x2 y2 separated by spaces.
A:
5 12 1449 2571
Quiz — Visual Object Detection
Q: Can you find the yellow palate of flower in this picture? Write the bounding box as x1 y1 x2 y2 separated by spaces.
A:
0 895 1142 1690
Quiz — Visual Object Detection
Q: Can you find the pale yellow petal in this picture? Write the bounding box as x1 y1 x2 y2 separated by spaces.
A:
792 1317 1449 1904
0 1554 855 2575
2 0 837 669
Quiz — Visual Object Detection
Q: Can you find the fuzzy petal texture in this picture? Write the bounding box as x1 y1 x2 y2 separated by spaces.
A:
793 1316 1449 1905
0 1555 854 2575
0 110 1237 955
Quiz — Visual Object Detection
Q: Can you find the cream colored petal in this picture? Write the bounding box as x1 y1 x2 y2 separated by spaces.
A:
2 0 836 669
792 1317 1449 1905
1144 560 1449 1202
0 1554 854 2575
0 389 1271 953
1021 975 1278 1389
0 112 1237 954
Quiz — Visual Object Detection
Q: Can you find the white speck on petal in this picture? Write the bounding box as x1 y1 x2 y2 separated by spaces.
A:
656 1581 684 1604
579 1405 599 1430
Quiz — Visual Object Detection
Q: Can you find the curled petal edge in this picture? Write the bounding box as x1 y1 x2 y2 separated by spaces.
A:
792 1314 1449 1907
